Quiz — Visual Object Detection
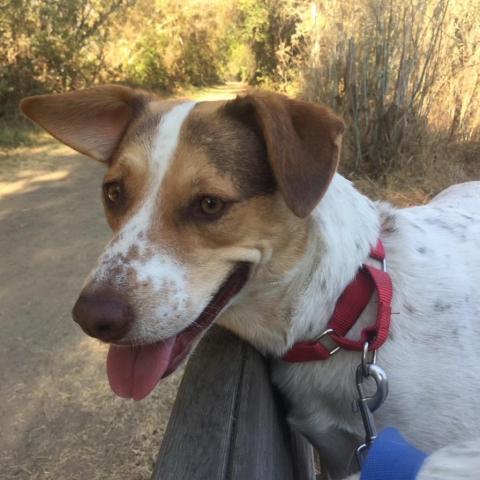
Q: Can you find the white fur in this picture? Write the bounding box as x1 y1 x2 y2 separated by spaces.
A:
86 101 200 342
219 177 480 479
418 437 480 480
345 436 480 480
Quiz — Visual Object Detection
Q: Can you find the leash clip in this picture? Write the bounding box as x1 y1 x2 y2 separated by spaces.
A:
354 342 389 467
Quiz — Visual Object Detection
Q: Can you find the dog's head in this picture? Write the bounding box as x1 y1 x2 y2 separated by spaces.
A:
21 86 344 400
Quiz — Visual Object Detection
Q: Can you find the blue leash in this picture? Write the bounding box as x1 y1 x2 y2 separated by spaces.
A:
360 428 427 480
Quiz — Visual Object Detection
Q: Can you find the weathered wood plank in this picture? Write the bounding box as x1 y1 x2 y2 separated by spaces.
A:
152 326 244 480
152 326 316 480
227 337 295 479
289 428 318 480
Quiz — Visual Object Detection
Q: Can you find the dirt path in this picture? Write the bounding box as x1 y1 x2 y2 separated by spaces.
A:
0 83 245 480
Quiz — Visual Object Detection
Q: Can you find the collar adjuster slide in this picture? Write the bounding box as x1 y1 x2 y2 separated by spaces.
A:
315 328 341 356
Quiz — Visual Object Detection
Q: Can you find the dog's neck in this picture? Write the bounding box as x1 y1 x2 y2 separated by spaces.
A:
288 174 381 342
221 174 382 357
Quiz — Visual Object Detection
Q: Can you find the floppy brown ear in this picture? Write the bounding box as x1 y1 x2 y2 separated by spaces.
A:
20 85 146 162
224 91 344 217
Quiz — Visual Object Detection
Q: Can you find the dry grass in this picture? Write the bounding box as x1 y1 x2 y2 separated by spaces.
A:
299 0 480 178
1 339 183 480
346 138 480 208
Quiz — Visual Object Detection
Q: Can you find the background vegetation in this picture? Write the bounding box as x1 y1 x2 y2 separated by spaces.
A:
1 0 479 190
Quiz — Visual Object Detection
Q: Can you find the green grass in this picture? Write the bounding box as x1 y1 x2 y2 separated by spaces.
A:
0 119 41 149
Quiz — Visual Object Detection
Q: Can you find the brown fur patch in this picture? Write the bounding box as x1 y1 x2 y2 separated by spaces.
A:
223 91 345 217
149 100 309 276
181 101 276 198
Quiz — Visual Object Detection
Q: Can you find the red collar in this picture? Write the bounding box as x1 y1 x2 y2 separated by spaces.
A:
282 240 393 363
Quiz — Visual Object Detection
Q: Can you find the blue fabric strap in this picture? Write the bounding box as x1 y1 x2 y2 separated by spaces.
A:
360 428 427 480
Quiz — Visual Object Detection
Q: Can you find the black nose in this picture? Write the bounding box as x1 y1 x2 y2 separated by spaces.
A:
72 289 134 342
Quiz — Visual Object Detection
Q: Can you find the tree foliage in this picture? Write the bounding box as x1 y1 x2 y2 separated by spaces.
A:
1 0 479 174
1 0 130 115
0 0 306 117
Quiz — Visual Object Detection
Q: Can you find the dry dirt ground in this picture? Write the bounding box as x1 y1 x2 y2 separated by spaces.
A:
0 84 244 480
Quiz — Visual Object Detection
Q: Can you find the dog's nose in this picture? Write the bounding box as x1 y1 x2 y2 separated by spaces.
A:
72 290 134 342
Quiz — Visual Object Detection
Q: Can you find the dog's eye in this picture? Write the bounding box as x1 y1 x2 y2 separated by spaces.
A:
199 196 225 216
103 182 122 205
187 195 236 223
190 196 229 221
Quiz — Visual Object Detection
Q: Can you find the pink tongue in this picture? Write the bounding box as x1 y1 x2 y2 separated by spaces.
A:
107 337 175 401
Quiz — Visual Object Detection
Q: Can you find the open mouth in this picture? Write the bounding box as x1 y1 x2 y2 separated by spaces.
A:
106 262 250 400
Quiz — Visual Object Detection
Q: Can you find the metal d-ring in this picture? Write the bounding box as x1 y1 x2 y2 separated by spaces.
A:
361 341 377 377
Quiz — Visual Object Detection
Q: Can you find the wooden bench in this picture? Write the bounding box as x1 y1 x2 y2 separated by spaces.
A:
152 325 316 480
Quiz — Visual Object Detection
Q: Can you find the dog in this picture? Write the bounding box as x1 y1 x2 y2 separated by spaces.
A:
21 86 480 479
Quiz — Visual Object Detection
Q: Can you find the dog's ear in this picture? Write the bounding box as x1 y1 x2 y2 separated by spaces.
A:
224 91 344 217
20 85 146 163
